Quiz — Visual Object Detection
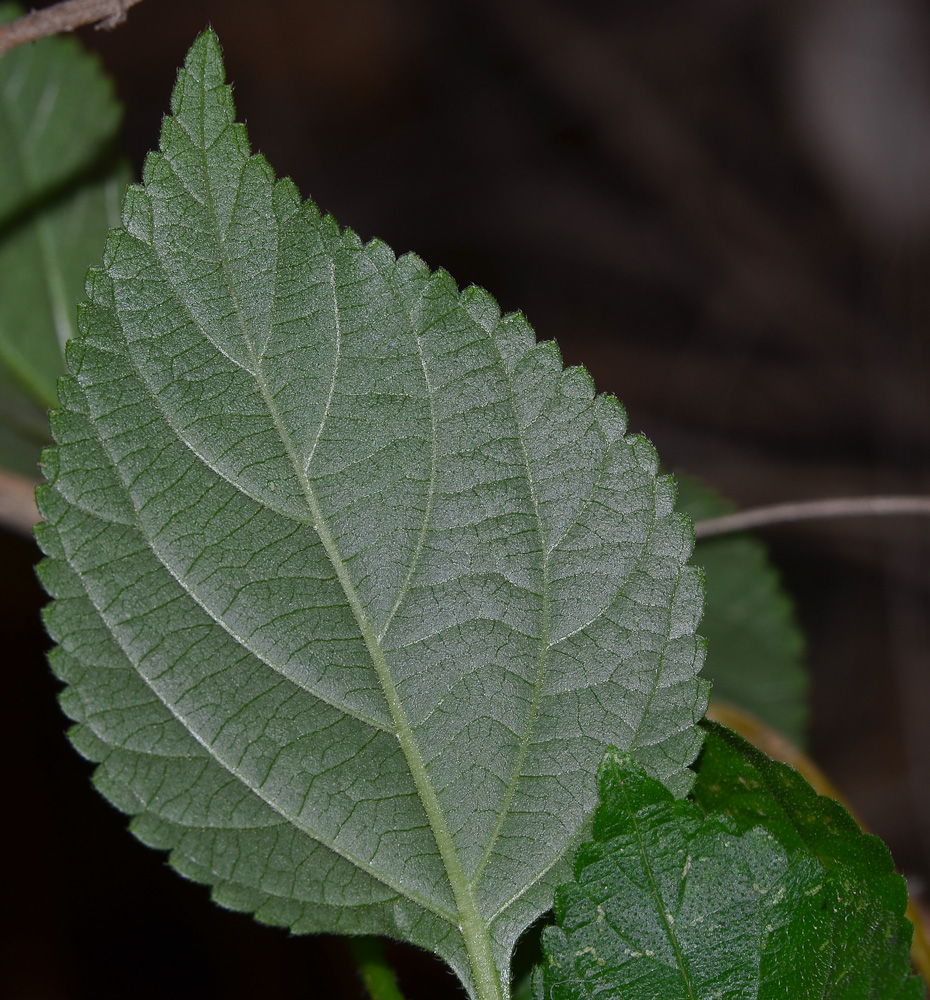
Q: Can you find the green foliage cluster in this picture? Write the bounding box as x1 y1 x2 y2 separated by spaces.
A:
0 14 922 1000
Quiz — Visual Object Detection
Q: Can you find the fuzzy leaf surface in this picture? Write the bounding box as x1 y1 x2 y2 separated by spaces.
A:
677 475 808 743
36 31 708 1000
536 743 922 1000
0 2 128 474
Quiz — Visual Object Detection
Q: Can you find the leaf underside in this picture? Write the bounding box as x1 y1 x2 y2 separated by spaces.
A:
0 2 128 474
536 733 922 1000
676 475 808 744
36 31 707 999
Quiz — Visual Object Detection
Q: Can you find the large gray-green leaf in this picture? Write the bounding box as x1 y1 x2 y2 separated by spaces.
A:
0 1 128 475
36 31 708 1000
676 475 808 742
535 747 922 1000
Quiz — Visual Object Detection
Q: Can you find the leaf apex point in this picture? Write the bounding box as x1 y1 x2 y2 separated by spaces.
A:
189 27 224 63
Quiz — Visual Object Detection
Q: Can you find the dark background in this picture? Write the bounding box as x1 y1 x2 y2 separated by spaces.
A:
2 0 929 996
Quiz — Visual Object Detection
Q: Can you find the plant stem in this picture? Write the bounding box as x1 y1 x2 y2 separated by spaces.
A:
345 937 408 1000
693 495 930 539
0 0 144 57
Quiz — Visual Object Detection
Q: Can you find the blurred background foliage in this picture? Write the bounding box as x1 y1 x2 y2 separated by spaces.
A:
1 1 928 997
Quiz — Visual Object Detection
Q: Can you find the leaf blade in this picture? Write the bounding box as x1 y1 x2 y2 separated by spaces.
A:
536 743 922 1000
39 30 708 999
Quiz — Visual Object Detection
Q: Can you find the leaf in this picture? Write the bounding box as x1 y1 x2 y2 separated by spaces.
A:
693 723 924 996
0 1 129 475
692 721 909 914
676 475 808 743
536 744 922 1000
35 31 708 1000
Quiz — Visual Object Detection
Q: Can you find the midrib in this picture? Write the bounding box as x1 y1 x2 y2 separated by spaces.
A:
198 114 504 1000
626 781 697 999
252 313 506 1000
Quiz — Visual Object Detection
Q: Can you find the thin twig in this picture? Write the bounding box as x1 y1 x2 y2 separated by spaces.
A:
693 495 930 539
0 470 39 538
0 0 144 57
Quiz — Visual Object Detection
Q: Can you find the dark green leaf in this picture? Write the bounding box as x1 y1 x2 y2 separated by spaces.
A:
0 1 129 474
536 745 921 999
36 31 707 1000
692 721 908 915
677 475 808 743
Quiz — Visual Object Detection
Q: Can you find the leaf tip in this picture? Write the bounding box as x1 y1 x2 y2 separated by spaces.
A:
169 28 234 137
183 27 225 80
